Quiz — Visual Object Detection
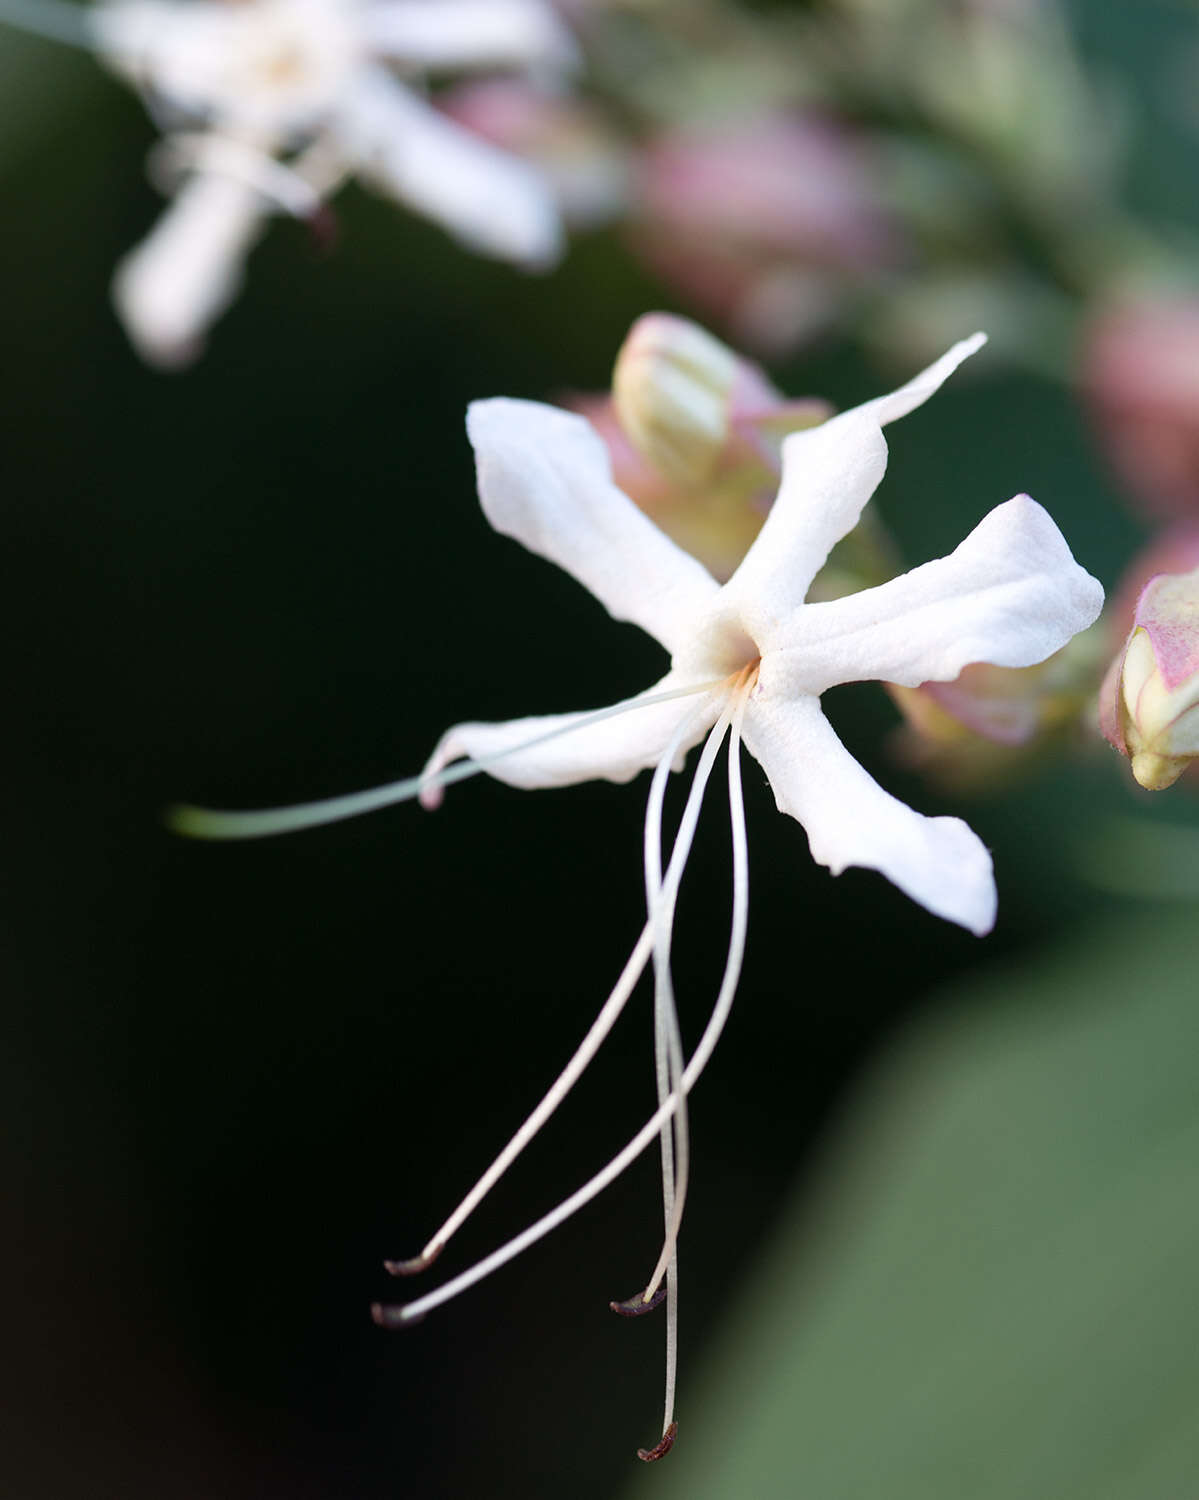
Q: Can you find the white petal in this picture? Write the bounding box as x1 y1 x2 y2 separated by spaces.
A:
333 68 563 268
722 334 986 627
420 672 720 804
467 399 721 655
855 331 988 426
764 494 1105 696
742 695 996 934
112 171 268 368
362 0 578 71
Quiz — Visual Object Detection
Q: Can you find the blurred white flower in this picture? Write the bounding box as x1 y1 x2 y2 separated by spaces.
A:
90 0 578 364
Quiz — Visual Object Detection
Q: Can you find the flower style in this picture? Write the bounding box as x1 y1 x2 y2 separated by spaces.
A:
173 332 1102 1459
89 0 577 364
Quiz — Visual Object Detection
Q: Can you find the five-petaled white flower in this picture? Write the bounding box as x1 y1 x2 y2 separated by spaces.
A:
421 332 1100 935
174 332 1103 1461
90 0 576 364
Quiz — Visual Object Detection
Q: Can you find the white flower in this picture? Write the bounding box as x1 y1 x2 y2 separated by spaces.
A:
173 333 1103 1458
90 0 577 363
422 332 1101 935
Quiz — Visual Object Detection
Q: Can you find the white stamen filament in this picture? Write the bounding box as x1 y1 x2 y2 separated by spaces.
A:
0 0 93 48
405 696 720 1269
381 686 751 1328
642 676 750 1442
168 677 725 840
641 679 752 1304
642 702 734 1438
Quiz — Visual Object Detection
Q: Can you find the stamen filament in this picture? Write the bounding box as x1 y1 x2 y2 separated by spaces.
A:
375 701 749 1329
642 704 733 1439
168 678 725 841
635 675 749 1450
644 678 751 1298
394 698 723 1271
640 676 752 1304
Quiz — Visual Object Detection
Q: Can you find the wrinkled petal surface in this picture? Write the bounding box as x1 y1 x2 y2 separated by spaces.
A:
363 0 577 71
334 68 563 268
112 171 268 367
420 672 720 806
722 334 986 624
763 495 1105 695
467 399 721 654
742 695 996 934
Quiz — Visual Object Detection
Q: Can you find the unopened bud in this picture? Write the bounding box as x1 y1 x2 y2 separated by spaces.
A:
612 313 773 486
1101 567 1199 790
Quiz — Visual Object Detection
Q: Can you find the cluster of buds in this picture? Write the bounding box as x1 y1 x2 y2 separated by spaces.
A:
1101 566 1199 790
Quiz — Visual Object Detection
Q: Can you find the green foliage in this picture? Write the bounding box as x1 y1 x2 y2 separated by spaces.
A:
632 908 1199 1499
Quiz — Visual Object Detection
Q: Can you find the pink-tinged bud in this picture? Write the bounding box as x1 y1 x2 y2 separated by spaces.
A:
612 313 778 486
886 628 1107 793
1081 295 1199 521
631 114 896 355
565 314 832 579
1101 567 1199 790
1103 523 1199 650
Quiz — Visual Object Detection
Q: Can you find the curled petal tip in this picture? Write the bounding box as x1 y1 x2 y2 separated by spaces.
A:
608 1285 668 1318
384 1245 443 1276
637 1421 679 1463
371 1301 425 1329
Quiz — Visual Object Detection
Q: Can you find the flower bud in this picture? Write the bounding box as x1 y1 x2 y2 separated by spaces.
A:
567 313 832 579
1101 567 1199 790
612 313 761 486
887 626 1107 793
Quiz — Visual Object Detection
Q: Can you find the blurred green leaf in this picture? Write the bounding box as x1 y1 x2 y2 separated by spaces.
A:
629 908 1199 1500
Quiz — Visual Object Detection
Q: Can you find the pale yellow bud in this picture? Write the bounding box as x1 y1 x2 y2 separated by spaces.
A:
612 313 745 486
1119 626 1199 790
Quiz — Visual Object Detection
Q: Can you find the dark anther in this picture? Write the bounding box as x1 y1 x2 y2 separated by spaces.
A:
371 1301 425 1329
637 1422 679 1463
384 1244 443 1277
609 1285 668 1318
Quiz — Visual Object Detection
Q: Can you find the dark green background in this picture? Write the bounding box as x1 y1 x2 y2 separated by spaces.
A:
0 5 1192 1496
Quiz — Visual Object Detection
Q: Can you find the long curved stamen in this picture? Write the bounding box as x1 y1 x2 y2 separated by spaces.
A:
168 678 725 841
390 697 720 1275
640 702 738 1437
639 674 751 1308
373 705 738 1329
0 0 93 48
634 676 749 1455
